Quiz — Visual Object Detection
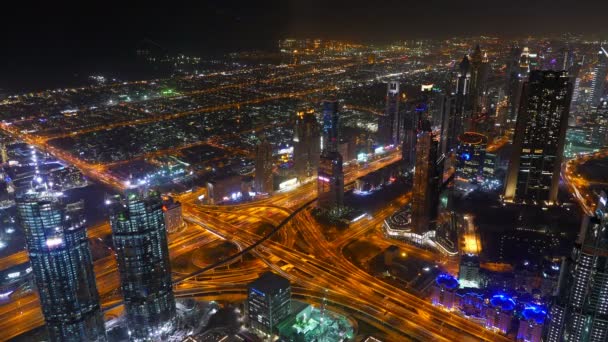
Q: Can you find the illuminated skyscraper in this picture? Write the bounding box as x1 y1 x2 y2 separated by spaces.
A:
321 98 339 153
504 70 572 204
0 143 8 164
468 44 490 114
255 138 274 193
317 151 344 214
293 107 321 182
505 46 524 122
109 188 176 340
247 272 291 336
590 47 608 107
545 191 608 342
16 190 106 342
410 121 439 235
378 81 400 146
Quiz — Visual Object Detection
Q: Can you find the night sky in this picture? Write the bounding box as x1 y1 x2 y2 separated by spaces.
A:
1 0 607 91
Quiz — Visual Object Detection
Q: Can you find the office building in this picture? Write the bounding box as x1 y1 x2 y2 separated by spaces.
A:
590 47 608 107
377 81 400 146
468 44 490 114
456 132 488 182
504 70 572 204
321 98 339 153
0 143 8 164
459 254 481 288
293 107 321 182
410 121 439 235
16 190 106 342
162 196 184 234
545 191 608 342
254 138 274 194
317 150 344 214
247 272 291 336
109 188 176 340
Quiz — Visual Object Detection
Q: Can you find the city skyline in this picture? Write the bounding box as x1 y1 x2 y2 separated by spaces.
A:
0 5 608 341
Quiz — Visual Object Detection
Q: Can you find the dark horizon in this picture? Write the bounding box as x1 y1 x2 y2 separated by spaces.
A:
2 0 608 92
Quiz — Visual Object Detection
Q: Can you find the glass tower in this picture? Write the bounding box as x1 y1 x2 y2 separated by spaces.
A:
545 191 608 342
504 70 572 204
16 190 106 342
109 188 176 341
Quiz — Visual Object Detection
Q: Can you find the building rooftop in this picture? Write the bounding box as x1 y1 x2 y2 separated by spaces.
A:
248 272 290 295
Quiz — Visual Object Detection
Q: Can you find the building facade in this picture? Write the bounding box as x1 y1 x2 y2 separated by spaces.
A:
545 191 608 342
109 188 176 341
16 190 106 342
255 138 274 194
293 107 321 182
504 70 572 204
247 272 291 336
456 132 488 182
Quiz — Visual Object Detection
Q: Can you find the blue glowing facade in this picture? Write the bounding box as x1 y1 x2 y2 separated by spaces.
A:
17 190 106 342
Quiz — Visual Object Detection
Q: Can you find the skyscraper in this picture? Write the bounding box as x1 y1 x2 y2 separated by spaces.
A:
589 47 608 107
16 190 106 342
255 138 274 193
504 70 572 204
109 188 176 340
293 107 321 182
0 143 8 164
505 46 524 122
468 44 490 114
545 191 608 342
321 98 339 153
247 272 291 336
317 150 344 214
410 121 439 235
377 81 400 146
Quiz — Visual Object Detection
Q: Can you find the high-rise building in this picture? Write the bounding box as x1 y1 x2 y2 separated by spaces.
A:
317 151 344 214
0 143 8 164
247 272 291 336
468 44 490 114
377 81 400 146
16 190 106 342
293 107 321 182
504 70 572 204
456 132 488 182
437 93 459 155
162 196 184 234
254 138 274 194
545 191 608 342
410 122 439 235
321 98 339 153
589 47 608 107
505 46 525 122
109 188 176 340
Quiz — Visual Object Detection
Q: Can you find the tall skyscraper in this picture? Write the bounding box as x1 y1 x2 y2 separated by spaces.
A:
317 151 344 214
504 70 572 204
321 98 339 153
16 190 106 342
247 272 291 336
0 143 8 164
437 93 459 155
545 191 608 342
109 188 176 340
410 121 439 235
293 107 321 182
377 81 400 146
254 138 274 193
505 46 524 123
468 44 490 114
589 47 608 107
